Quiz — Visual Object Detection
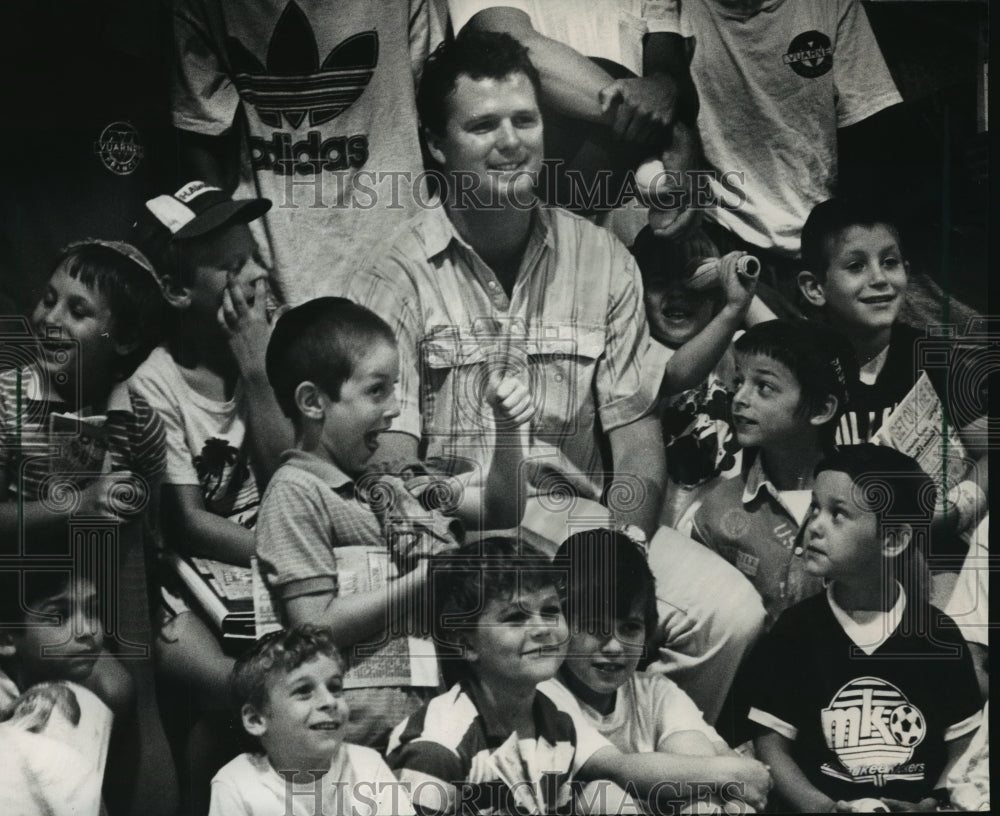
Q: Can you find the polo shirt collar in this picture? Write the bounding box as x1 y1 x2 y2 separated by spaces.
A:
279 449 354 490
826 581 906 656
742 453 777 504
423 196 555 261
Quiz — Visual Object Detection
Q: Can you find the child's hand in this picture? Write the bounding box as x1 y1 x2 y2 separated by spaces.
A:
486 372 533 429
78 471 142 519
724 757 772 812
218 275 271 378
834 798 891 812
716 251 758 315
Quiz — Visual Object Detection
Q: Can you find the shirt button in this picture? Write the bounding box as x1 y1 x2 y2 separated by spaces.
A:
488 281 498 290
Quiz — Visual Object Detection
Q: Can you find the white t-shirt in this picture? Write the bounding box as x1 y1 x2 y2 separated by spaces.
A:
449 0 678 76
209 745 414 816
675 0 902 257
544 672 722 754
172 0 445 304
130 346 260 529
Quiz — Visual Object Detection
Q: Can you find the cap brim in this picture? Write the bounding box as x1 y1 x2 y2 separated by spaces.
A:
172 198 272 241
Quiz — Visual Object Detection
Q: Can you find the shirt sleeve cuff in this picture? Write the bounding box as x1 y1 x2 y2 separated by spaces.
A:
748 707 798 741
944 708 984 742
278 575 338 601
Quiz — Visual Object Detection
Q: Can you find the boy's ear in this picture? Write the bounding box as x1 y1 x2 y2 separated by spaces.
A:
424 127 447 167
161 279 192 310
882 524 912 559
797 270 827 307
241 703 268 738
294 381 326 421
808 395 839 427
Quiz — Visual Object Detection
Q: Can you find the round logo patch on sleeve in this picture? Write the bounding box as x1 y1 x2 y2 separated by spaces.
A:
783 31 834 78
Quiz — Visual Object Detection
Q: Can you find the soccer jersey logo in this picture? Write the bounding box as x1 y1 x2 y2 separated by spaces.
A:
226 0 379 128
821 677 926 786
784 31 834 78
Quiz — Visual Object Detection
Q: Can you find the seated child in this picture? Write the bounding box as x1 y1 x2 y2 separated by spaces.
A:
632 226 774 528
797 198 987 537
0 569 145 814
387 538 769 815
255 297 531 749
548 528 772 812
0 239 165 556
130 181 293 808
209 625 412 816
0 238 178 813
746 444 983 812
691 319 858 625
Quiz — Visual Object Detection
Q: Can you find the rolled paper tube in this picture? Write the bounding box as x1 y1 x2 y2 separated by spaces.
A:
686 254 761 290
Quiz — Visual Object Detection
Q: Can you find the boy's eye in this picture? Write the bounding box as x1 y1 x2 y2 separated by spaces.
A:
514 114 539 128
468 118 496 134
757 381 774 395
883 257 901 269
540 604 562 620
291 684 313 697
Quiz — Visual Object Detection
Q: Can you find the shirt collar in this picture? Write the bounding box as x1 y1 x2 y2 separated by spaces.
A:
280 449 354 490
826 581 907 655
742 453 777 504
422 196 555 261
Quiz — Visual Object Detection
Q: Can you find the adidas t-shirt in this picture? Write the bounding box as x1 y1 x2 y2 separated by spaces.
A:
172 0 445 304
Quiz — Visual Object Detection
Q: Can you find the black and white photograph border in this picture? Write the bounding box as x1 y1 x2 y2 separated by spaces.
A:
0 1 991 815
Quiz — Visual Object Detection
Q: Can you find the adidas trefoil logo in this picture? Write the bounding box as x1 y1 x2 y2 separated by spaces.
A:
227 0 379 129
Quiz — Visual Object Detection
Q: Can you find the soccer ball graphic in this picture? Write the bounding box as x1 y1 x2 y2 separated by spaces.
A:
889 704 926 747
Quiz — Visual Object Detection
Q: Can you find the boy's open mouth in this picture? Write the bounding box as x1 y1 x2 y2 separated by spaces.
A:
364 431 381 452
592 661 626 675
859 294 896 305
310 721 342 731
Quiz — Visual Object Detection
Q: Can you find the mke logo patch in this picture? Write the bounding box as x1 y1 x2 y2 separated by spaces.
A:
821 677 927 787
783 30 834 78
227 0 379 128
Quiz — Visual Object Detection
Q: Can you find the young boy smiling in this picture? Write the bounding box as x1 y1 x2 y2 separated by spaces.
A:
388 538 771 815
210 625 411 816
256 297 531 749
746 445 983 811
796 198 987 536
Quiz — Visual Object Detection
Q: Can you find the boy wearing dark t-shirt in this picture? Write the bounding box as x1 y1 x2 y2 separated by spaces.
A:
747 445 982 812
797 199 986 537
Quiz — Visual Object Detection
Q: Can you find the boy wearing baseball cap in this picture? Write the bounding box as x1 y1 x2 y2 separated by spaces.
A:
130 181 293 812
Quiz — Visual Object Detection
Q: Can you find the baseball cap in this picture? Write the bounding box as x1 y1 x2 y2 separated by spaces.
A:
141 181 271 242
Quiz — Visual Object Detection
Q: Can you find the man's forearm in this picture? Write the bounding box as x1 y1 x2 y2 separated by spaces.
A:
608 414 666 537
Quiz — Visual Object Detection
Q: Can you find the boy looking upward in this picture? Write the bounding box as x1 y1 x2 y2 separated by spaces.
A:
692 319 858 624
747 445 983 812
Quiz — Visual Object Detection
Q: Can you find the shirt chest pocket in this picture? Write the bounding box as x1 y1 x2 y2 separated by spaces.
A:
417 325 605 439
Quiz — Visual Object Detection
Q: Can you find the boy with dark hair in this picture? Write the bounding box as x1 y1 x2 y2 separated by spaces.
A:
691 319 859 624
256 297 530 749
797 197 987 537
547 529 772 812
747 444 983 812
209 625 411 816
0 571 113 710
